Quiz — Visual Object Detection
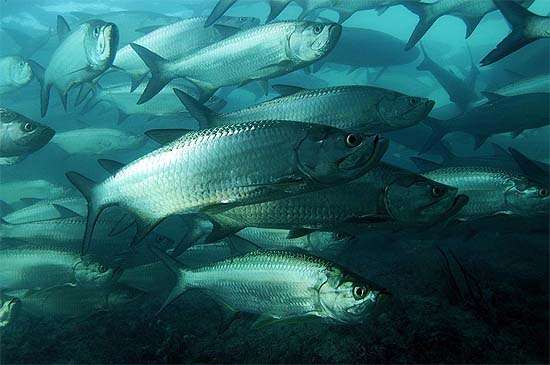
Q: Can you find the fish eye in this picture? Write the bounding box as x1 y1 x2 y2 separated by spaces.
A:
94 26 100 37
156 235 164 243
22 122 35 132
353 285 367 300
19 61 25 68
239 17 246 22
538 188 548 198
431 186 445 197
409 97 419 105
98 264 108 273
313 25 323 35
345 134 362 148
334 232 346 240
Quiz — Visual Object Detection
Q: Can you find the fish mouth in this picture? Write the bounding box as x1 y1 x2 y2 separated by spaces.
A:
401 99 435 122
431 194 469 224
39 126 56 142
339 135 388 172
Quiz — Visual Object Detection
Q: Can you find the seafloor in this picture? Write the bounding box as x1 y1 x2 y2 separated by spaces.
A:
2 230 548 364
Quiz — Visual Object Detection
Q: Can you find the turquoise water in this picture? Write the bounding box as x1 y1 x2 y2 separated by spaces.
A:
0 1 548 363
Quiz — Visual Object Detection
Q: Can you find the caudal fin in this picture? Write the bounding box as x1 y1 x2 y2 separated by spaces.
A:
416 43 434 71
267 0 292 22
404 2 438 51
173 88 216 129
149 245 189 312
130 43 172 104
28 60 50 117
205 0 237 27
65 172 103 255
480 0 536 66
421 117 448 153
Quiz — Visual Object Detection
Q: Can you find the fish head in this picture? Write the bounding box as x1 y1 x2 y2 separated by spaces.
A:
288 22 341 63
505 178 549 216
384 174 467 224
319 268 389 323
296 125 388 185
107 285 146 306
378 92 435 130
8 56 33 86
0 108 55 155
307 231 354 253
0 297 20 328
74 255 123 287
83 20 119 70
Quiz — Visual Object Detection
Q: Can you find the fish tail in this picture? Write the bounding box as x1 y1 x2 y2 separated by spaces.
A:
404 2 437 51
129 43 172 104
267 0 292 22
149 245 189 313
28 60 50 117
480 0 534 66
65 171 103 255
421 117 447 153
204 0 237 27
173 88 216 129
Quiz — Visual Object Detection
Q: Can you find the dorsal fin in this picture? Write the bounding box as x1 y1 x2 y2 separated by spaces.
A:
490 143 510 158
0 200 13 216
57 15 71 43
97 159 126 175
52 204 83 218
145 129 192 145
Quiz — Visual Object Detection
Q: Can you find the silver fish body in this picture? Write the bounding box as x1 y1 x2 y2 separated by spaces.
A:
11 284 144 319
0 180 71 206
236 228 351 254
0 247 120 291
423 167 549 219
0 212 173 259
113 16 259 90
68 121 386 253
204 163 466 239
84 82 226 122
31 18 119 116
131 21 341 103
1 196 86 224
0 108 55 165
0 56 33 95
176 85 434 133
68 10 181 46
154 248 388 324
51 128 146 155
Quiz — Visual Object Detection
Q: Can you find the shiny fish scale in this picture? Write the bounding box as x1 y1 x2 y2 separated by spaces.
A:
114 17 234 76
0 215 127 248
424 167 520 217
1 195 85 224
215 86 386 131
237 228 313 251
97 121 306 220
219 164 400 229
166 22 295 89
0 248 80 290
186 251 330 317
